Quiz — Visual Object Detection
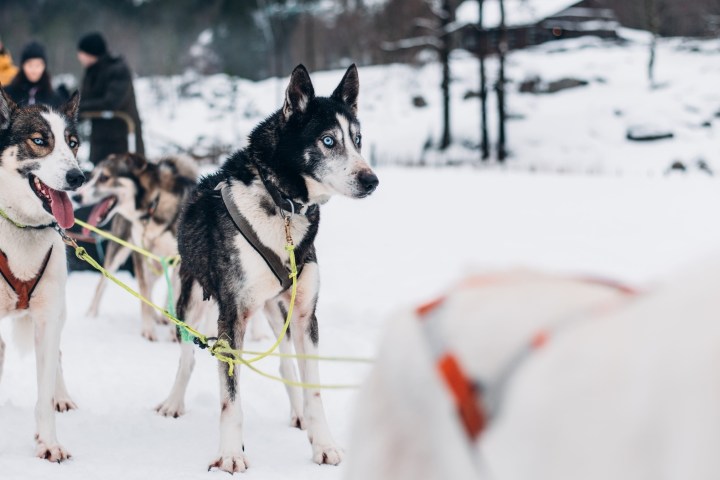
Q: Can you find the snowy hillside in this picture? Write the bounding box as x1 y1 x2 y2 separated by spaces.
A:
132 31 720 175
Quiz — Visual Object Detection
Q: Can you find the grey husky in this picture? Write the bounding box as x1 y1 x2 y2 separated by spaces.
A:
156 64 379 472
75 152 197 341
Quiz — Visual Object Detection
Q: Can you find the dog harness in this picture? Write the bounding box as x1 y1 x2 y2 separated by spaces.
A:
219 183 294 291
0 246 53 310
416 275 639 442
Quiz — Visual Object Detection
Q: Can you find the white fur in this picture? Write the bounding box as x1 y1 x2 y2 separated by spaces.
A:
346 267 720 480
0 110 80 462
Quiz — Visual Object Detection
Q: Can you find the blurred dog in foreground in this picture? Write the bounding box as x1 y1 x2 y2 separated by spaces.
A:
75 153 197 341
0 88 85 461
347 265 720 480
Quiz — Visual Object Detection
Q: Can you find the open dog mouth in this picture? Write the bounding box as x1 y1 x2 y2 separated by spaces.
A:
85 195 118 233
29 174 76 229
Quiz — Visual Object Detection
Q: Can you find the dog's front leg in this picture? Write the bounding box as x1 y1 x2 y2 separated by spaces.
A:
54 351 77 412
290 263 343 465
86 244 131 317
264 299 305 429
133 252 160 341
33 303 70 462
0 333 5 383
210 300 250 473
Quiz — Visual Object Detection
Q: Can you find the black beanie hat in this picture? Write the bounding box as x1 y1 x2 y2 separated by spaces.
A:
77 32 107 57
21 41 47 64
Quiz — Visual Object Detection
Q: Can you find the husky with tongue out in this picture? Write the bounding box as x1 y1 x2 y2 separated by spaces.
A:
0 87 85 462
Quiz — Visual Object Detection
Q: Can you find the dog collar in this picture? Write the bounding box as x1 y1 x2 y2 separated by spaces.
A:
0 207 58 230
256 172 318 217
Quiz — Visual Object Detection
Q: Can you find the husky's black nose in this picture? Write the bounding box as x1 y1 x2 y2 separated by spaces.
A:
358 170 379 194
66 169 86 190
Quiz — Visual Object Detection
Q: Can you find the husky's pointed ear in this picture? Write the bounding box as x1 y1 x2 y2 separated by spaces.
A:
0 86 17 131
331 64 359 116
283 64 315 120
127 153 147 172
62 90 81 122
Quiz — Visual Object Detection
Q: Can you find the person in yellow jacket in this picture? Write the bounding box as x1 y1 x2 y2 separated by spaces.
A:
0 39 18 85
0 38 19 86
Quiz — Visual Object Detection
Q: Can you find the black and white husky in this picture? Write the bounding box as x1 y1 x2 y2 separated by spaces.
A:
156 64 378 472
0 88 85 461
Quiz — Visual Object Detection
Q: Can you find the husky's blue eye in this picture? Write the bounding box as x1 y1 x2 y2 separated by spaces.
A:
68 140 78 148
32 138 45 146
322 136 335 147
354 134 362 146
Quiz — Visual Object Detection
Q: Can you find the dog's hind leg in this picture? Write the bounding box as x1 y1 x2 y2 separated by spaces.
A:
156 278 202 417
289 263 343 465
209 299 251 474
32 303 70 462
86 244 131 318
54 351 77 412
263 299 305 429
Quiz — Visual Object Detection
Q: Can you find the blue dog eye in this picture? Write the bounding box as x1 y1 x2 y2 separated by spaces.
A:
354 134 362 146
322 136 335 147
32 138 45 146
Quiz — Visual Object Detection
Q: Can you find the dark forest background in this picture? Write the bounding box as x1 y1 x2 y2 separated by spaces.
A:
1 0 719 80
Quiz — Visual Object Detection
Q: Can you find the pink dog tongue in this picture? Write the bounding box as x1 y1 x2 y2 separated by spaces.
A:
49 189 75 229
85 197 114 235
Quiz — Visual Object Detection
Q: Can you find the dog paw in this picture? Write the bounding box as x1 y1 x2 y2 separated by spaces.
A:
290 415 306 430
54 398 78 413
311 443 343 466
36 440 71 463
141 327 158 342
155 399 185 418
208 454 250 473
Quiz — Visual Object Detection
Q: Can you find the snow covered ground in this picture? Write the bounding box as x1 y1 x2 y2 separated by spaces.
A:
3 169 720 479
4 27 720 479
131 31 720 175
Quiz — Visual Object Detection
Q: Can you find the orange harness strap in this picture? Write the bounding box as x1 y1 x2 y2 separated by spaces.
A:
0 246 53 310
437 353 486 440
416 274 638 442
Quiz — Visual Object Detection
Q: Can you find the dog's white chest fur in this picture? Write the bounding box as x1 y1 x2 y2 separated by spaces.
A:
227 180 310 305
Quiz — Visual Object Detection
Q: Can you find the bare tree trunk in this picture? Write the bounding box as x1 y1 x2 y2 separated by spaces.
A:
478 0 489 160
645 0 660 88
496 0 508 161
439 0 453 151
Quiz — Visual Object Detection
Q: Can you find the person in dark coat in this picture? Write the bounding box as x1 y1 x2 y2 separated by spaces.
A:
4 41 65 108
77 32 144 164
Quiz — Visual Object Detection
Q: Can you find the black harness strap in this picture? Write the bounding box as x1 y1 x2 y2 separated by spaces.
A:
256 171 318 217
0 246 53 310
220 185 292 291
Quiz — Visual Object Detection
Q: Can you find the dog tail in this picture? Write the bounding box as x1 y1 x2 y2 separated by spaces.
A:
11 314 34 355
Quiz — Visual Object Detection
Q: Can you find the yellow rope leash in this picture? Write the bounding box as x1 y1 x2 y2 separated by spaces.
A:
0 208 28 229
75 218 180 266
60 218 369 389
